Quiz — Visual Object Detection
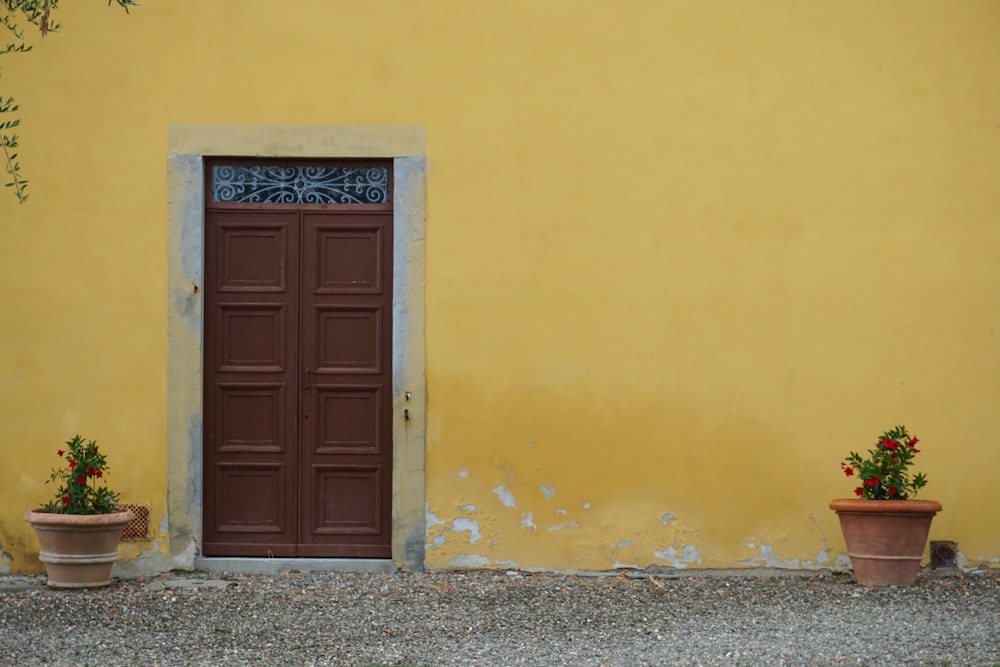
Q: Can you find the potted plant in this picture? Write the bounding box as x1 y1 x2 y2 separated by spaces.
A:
23 435 134 588
830 425 941 587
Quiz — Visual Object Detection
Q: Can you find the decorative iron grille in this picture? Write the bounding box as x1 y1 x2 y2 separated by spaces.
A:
211 165 390 204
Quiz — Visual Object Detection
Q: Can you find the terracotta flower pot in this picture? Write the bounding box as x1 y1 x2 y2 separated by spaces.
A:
24 508 135 588
830 498 942 587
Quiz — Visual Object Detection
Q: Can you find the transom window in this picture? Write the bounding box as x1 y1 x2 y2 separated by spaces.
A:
208 161 391 205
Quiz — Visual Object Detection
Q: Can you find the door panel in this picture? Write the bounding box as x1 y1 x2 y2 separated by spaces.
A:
204 204 392 558
299 212 393 557
204 211 299 556
316 386 383 453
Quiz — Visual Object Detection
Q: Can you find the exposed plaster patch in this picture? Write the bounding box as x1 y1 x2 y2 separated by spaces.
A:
431 535 446 547
832 553 852 572
113 539 197 578
653 544 701 569
520 512 536 530
0 548 12 574
496 560 519 568
555 508 568 516
661 513 675 525
738 542 800 569
581 503 591 510
457 504 478 512
457 468 469 479
493 484 517 508
539 483 556 500
451 518 482 544
527 440 535 448
614 560 639 569
425 506 446 529
615 540 636 548
815 550 830 564
548 521 579 533
449 554 490 568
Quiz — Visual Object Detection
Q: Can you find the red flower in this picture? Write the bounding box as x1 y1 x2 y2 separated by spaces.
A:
68 460 77 469
76 476 86 485
907 437 919 448
87 467 96 476
854 487 864 497
864 476 879 487
93 445 99 453
889 486 898 496
883 440 899 451
62 496 70 505
843 466 854 477
57 449 64 457
96 471 103 478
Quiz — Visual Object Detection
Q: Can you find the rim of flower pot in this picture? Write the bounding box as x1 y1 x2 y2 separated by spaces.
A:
829 498 942 514
24 508 136 525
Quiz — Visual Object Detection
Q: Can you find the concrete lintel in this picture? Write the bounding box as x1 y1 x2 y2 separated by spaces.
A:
169 123 425 158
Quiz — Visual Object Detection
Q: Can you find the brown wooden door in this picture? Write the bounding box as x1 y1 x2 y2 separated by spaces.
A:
203 162 392 558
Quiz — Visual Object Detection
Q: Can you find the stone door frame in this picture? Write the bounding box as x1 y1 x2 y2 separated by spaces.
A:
166 124 426 571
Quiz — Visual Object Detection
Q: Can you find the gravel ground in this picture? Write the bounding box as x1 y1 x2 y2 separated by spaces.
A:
1 569 998 667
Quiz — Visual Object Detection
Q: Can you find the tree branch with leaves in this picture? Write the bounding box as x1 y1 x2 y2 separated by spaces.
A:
1 0 136 204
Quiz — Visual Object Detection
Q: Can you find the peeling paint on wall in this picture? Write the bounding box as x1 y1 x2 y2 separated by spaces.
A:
427 466 983 573
611 538 639 569
547 521 579 533
653 544 702 569
452 518 483 544
426 506 446 529
0 546 12 574
449 554 491 568
113 539 197 579
492 484 517 508
739 541 802 569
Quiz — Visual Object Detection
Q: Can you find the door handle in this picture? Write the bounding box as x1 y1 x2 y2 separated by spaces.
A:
303 368 312 390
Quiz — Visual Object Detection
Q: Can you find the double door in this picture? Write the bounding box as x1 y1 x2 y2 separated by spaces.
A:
203 205 393 557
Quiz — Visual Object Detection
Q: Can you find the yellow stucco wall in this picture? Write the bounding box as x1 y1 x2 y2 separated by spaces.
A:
1 1 998 574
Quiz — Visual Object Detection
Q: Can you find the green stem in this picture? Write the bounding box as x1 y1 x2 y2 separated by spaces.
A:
1 135 28 203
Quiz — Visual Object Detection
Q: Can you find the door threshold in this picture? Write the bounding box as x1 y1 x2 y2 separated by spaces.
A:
193 557 397 576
